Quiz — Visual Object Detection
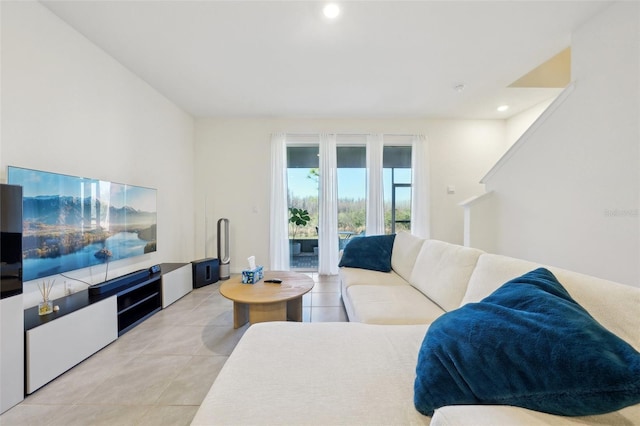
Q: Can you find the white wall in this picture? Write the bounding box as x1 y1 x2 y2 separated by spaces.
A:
194 117 506 272
482 2 639 286
1 1 196 305
505 98 555 148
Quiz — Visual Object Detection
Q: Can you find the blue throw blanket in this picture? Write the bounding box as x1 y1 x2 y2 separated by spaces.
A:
414 268 640 417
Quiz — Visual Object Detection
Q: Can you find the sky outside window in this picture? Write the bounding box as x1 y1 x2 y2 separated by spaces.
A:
289 168 411 202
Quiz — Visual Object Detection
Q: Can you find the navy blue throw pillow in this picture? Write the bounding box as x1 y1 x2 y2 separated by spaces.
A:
338 234 395 272
414 268 640 417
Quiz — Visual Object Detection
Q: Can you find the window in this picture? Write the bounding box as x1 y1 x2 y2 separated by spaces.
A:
383 146 412 234
337 146 366 247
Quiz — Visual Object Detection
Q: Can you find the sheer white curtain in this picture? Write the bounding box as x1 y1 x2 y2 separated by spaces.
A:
269 133 290 270
366 134 385 235
318 133 339 275
411 135 430 238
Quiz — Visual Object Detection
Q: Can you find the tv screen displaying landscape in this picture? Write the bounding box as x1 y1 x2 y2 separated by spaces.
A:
8 166 157 282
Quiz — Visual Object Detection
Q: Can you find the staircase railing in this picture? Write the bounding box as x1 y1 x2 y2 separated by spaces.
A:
459 192 495 250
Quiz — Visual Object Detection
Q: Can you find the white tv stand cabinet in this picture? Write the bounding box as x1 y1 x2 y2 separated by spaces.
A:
24 263 191 394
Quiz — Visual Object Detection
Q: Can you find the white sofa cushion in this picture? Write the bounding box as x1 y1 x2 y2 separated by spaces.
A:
346 284 445 324
339 266 408 289
431 404 640 426
391 231 425 282
340 268 412 322
553 268 640 350
409 240 484 311
191 322 431 426
463 253 640 350
460 254 540 304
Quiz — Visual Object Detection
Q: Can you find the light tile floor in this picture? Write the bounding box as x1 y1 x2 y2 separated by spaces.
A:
0 273 347 426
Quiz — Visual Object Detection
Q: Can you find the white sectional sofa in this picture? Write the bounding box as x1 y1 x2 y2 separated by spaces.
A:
340 235 485 324
192 232 640 425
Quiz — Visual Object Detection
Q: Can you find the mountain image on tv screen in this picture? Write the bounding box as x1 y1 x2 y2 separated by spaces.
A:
8 166 157 282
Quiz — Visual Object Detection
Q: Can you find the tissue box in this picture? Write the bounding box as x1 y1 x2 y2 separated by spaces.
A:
241 266 264 284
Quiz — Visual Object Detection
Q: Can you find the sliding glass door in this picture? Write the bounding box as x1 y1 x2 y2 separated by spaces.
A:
287 145 319 270
283 140 414 271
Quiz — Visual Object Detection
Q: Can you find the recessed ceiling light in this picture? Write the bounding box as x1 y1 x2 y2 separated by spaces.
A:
497 105 509 112
323 3 340 19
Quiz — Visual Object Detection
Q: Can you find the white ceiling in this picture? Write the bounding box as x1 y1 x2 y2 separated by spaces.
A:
41 0 610 119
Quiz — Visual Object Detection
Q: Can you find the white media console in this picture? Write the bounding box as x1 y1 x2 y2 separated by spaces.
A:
24 263 192 394
1 293 24 413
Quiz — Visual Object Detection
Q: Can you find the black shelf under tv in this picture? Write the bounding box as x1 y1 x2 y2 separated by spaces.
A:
85 268 163 336
116 276 162 335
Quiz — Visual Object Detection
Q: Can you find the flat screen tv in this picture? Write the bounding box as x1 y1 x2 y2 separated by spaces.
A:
8 166 157 282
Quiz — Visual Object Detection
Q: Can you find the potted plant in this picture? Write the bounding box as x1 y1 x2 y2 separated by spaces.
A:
289 207 310 256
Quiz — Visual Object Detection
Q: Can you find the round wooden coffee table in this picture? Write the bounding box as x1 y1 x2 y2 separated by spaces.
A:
219 271 314 328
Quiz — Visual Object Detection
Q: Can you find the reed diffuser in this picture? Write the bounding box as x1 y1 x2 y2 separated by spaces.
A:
37 279 55 315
